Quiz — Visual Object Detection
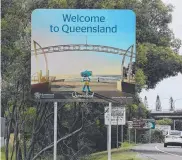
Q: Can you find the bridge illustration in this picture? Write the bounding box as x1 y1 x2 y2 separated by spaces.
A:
31 39 136 103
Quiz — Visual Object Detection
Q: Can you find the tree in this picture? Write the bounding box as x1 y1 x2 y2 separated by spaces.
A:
156 118 173 125
171 38 182 54
169 97 175 111
156 95 162 111
137 43 182 89
135 68 146 92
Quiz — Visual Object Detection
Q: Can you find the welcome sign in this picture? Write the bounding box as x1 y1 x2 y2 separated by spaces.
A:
50 14 117 33
31 9 136 103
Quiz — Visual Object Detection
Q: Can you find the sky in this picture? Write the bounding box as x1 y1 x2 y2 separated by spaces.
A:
31 9 136 76
140 0 182 111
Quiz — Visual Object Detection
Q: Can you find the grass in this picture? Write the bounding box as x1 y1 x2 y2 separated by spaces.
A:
1 147 7 160
0 134 15 160
86 150 139 160
83 142 140 160
1 138 140 160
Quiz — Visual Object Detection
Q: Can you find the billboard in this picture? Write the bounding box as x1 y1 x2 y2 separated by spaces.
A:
31 9 136 103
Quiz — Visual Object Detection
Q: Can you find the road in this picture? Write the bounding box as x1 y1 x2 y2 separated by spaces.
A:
132 143 182 160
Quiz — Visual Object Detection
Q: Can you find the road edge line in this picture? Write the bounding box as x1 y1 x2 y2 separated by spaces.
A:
155 145 182 158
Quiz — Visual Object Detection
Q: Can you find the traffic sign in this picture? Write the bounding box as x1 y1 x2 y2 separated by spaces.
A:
132 119 155 129
127 121 133 128
104 107 126 125
143 119 155 129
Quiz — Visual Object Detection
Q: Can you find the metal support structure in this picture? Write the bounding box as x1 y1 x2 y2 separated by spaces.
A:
174 120 176 130
54 102 58 160
129 128 130 144
135 129 136 144
39 70 42 82
128 45 134 82
121 125 123 147
108 102 112 160
31 44 136 58
33 41 40 82
117 116 118 149
107 126 109 151
33 40 49 81
121 45 134 81
149 129 151 144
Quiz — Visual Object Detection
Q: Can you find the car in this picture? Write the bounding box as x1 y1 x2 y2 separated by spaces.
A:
164 130 182 148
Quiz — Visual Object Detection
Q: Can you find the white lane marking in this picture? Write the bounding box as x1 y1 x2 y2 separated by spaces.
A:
155 145 182 158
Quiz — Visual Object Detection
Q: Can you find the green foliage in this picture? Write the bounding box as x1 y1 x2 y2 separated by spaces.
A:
135 69 147 91
96 119 100 127
122 142 135 148
64 104 73 111
126 103 149 121
137 43 182 88
83 143 137 160
0 135 15 160
156 118 173 125
23 107 36 122
151 130 164 143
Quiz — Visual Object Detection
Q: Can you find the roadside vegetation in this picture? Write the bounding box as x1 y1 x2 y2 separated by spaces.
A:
156 118 173 125
83 142 140 160
1 134 15 160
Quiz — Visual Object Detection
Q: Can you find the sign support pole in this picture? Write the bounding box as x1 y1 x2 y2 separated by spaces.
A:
108 102 112 160
121 125 123 147
107 125 109 150
174 120 176 130
135 129 136 144
149 129 151 143
117 116 118 149
54 102 57 160
129 128 130 144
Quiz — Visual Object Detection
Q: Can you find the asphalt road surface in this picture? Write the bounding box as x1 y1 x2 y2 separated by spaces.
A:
132 143 182 160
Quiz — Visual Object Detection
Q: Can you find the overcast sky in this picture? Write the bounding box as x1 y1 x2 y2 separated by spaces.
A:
140 0 182 111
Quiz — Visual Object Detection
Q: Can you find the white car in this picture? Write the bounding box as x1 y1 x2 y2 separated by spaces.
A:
164 130 182 147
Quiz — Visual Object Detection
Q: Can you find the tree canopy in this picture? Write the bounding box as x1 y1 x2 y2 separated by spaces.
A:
156 118 173 125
